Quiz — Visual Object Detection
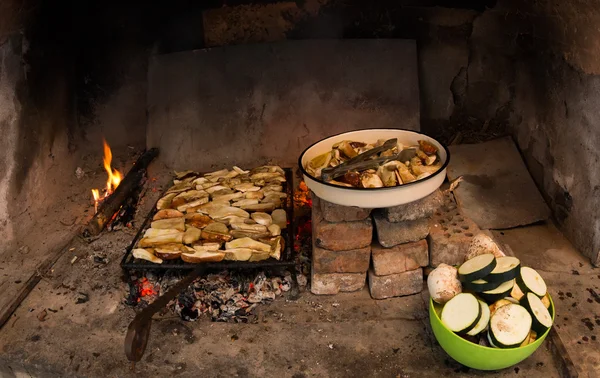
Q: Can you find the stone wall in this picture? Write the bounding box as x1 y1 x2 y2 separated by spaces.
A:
506 0 600 265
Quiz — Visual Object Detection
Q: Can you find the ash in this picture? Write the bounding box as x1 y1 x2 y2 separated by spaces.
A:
127 270 299 323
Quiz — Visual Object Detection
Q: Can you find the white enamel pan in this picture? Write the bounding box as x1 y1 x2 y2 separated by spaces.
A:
298 129 450 208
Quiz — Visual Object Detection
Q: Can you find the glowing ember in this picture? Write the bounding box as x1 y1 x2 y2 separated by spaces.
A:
137 278 157 302
91 139 122 213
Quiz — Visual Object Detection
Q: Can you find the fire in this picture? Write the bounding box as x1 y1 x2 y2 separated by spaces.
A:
91 139 122 213
137 278 157 302
102 139 122 193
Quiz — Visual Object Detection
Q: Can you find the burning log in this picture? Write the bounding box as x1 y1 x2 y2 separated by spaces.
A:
83 148 159 237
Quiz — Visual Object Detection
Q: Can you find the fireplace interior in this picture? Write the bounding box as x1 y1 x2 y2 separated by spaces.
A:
1 0 600 376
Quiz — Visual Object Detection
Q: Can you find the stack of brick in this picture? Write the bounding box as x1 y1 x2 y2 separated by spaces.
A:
369 190 443 299
428 191 481 266
310 194 373 295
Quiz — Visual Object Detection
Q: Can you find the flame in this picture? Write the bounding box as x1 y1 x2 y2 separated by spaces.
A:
102 139 122 194
91 139 122 213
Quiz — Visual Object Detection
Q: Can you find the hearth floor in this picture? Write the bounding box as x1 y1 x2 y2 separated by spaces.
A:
0 170 598 377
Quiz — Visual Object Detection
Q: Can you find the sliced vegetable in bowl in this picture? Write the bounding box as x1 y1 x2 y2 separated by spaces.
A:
441 293 482 334
520 292 553 334
458 253 497 282
517 267 548 297
467 300 491 336
488 304 532 349
485 256 521 283
480 279 515 303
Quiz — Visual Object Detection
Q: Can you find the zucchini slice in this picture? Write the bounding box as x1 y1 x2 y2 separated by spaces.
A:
480 279 515 302
487 331 498 348
520 292 553 334
441 293 482 334
489 303 532 348
517 267 547 297
467 300 491 336
485 256 521 283
462 278 502 293
458 254 497 282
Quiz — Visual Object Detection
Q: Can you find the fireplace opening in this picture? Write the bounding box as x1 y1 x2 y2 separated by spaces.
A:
1 0 599 376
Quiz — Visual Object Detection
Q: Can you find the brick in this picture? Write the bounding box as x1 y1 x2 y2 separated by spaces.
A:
372 212 429 247
371 240 428 275
383 190 444 222
312 200 373 251
311 264 366 295
368 268 423 299
312 241 371 273
428 192 480 267
312 194 372 222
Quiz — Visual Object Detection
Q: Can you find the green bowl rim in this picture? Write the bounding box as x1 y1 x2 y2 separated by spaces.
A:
429 293 555 351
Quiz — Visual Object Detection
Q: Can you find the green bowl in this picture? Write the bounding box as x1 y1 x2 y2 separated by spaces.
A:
429 295 555 371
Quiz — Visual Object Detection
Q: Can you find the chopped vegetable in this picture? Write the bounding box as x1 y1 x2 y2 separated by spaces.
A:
480 279 515 303
520 292 553 334
458 254 497 282
517 267 547 297
427 263 462 304
488 304 532 348
467 300 491 336
485 256 521 283
441 293 482 334
463 278 503 293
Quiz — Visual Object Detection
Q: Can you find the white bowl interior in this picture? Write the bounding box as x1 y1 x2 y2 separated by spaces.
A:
300 129 448 171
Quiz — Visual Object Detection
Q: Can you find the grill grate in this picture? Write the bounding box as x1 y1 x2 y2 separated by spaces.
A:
120 168 296 273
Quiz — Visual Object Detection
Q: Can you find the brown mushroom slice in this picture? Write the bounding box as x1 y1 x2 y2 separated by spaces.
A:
234 183 261 192
154 243 185 260
183 226 202 244
206 205 250 219
157 193 177 210
138 232 184 247
268 224 281 236
144 228 182 238
231 198 259 207
397 163 417 184
212 192 244 202
185 213 214 229
230 230 272 240
240 203 277 212
151 217 185 231
166 182 193 194
360 172 384 188
251 212 272 226
418 140 438 156
225 237 271 253
248 251 271 262
259 235 284 260
271 209 287 229
262 184 283 193
177 197 210 212
230 222 268 232
334 140 358 159
201 222 232 242
205 185 230 194
192 242 222 252
181 249 225 263
132 248 163 264
245 191 264 200
223 248 253 261
153 209 184 220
